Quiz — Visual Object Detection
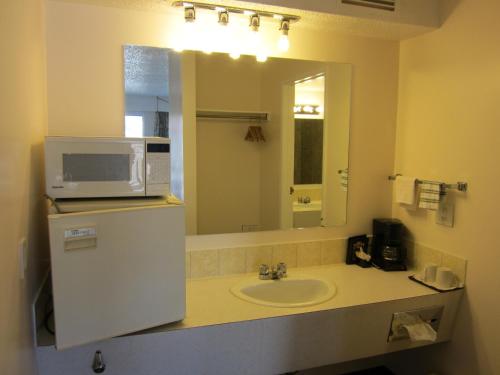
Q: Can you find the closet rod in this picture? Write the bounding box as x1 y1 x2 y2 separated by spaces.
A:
196 110 269 122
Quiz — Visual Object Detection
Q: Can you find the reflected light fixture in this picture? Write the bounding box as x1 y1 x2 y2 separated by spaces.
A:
294 104 321 115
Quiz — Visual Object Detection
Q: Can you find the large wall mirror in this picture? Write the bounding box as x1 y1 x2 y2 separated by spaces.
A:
123 46 351 235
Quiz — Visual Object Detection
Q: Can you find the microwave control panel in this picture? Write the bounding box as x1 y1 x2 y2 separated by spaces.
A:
145 140 170 196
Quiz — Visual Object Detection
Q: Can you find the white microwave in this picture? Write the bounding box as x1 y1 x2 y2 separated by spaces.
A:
45 136 170 199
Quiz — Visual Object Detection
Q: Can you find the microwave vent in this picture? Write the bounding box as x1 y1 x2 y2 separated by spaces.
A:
341 0 396 12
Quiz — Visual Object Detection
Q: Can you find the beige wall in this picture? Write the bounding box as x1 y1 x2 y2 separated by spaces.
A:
45 0 399 250
391 0 500 373
0 0 49 374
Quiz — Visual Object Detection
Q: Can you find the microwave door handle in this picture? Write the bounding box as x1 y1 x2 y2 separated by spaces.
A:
139 149 145 186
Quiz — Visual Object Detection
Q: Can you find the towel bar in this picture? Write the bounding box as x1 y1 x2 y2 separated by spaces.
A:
388 174 468 192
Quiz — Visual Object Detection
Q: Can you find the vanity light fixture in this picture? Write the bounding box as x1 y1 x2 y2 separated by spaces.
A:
171 1 300 60
217 8 229 26
278 19 290 52
249 14 260 32
183 3 196 23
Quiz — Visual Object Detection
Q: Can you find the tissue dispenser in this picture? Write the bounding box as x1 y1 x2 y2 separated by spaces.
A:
388 306 444 342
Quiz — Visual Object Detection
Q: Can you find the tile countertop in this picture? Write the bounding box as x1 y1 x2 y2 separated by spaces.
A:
141 263 440 335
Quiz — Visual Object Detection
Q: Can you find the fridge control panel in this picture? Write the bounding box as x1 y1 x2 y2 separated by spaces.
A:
64 224 97 251
64 226 96 239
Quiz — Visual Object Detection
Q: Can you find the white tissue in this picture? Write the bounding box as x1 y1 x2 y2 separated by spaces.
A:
404 321 437 342
391 312 437 342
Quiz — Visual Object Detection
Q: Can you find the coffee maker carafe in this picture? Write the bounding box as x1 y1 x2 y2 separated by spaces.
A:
372 218 407 271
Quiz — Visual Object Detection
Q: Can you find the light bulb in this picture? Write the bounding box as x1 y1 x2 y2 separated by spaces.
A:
202 46 213 55
180 20 195 51
183 19 195 36
249 30 261 49
256 52 268 63
173 44 184 53
278 34 290 52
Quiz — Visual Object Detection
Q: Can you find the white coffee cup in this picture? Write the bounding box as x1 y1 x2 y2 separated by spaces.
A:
423 263 438 283
436 267 456 289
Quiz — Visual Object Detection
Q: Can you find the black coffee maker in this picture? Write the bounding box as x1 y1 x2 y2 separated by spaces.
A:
372 218 407 271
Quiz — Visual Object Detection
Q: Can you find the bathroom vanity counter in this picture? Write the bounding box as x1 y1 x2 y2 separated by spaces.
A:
37 264 463 375
145 263 442 333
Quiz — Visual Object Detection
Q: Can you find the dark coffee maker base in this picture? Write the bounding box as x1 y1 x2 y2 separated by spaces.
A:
372 262 407 272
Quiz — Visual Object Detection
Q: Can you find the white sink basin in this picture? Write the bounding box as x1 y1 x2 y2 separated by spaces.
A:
293 200 322 212
230 275 336 308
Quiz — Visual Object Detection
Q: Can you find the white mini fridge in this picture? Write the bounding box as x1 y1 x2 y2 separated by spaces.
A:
48 202 185 349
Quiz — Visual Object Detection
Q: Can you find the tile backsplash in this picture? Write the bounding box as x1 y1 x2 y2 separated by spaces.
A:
405 240 468 283
186 239 347 279
186 238 468 284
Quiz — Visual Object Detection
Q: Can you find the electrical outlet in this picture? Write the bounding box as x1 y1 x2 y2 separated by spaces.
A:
436 200 454 227
18 237 28 280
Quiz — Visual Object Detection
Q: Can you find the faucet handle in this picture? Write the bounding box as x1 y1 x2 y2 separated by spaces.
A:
276 262 287 277
259 264 270 278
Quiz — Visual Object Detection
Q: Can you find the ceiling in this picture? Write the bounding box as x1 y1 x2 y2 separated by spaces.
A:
124 45 169 97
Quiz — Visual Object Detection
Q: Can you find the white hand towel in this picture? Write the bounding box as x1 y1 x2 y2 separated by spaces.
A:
395 176 417 205
419 181 443 210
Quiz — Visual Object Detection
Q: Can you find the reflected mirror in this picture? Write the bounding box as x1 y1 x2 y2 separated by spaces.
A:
124 46 351 235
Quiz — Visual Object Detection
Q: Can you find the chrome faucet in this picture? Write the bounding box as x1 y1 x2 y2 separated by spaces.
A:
259 263 287 280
